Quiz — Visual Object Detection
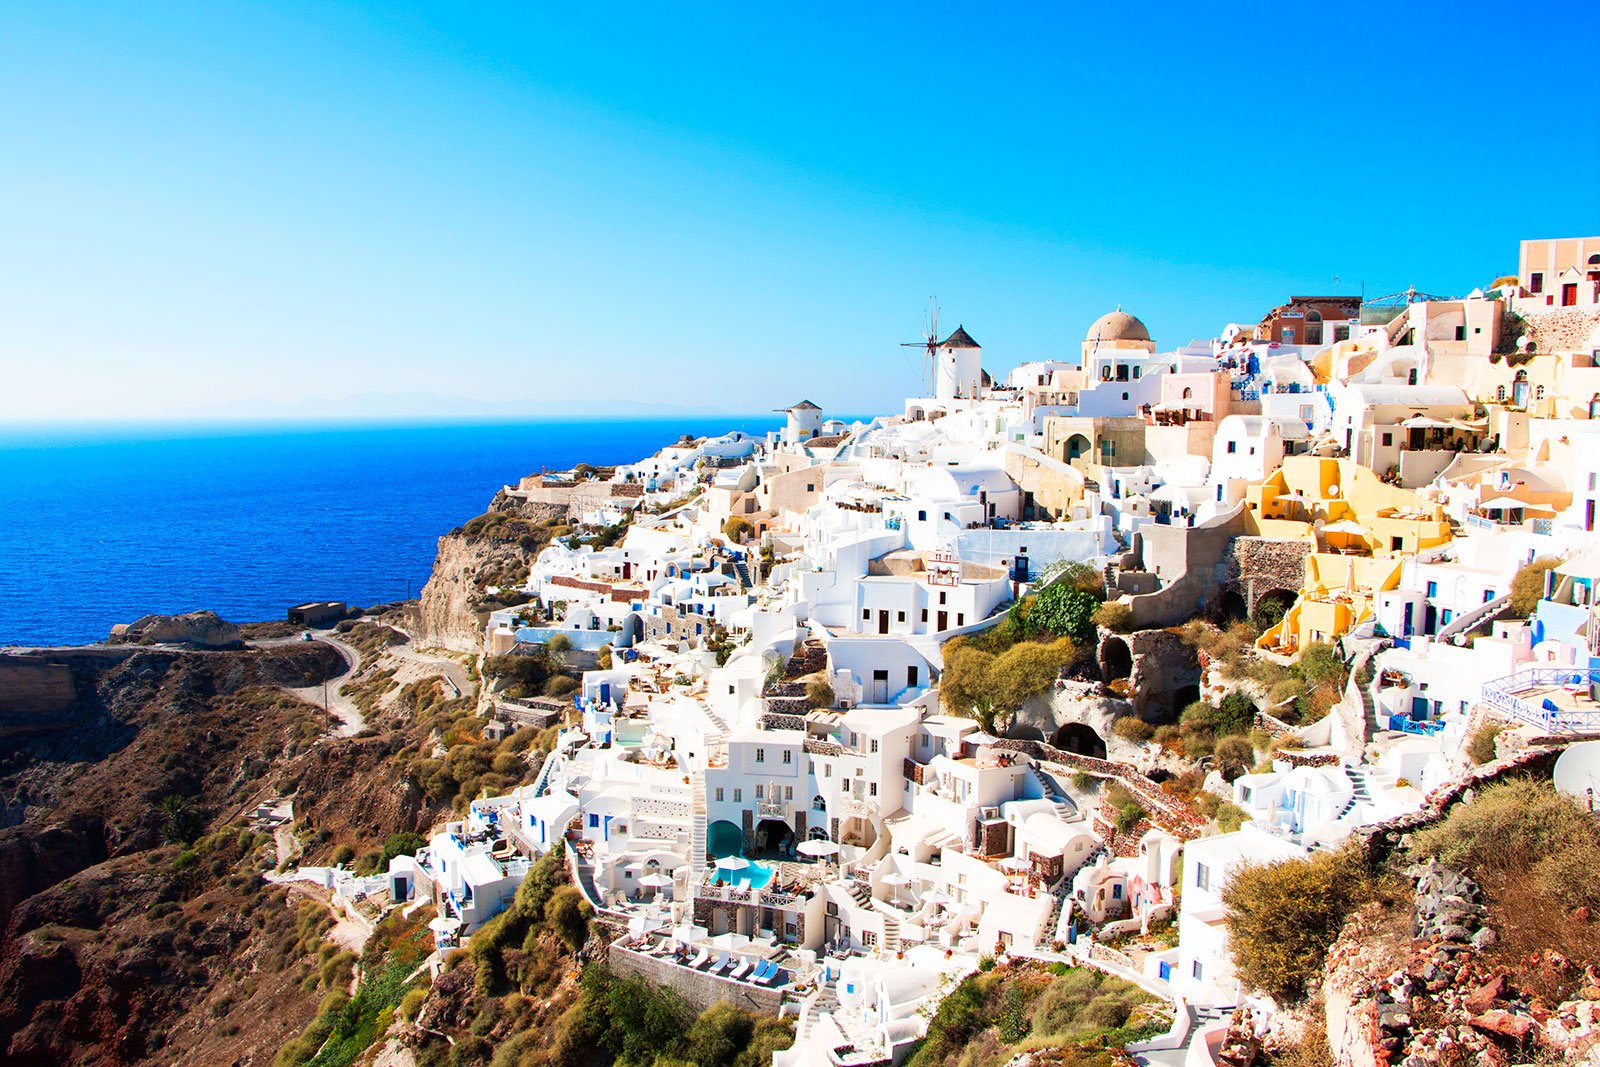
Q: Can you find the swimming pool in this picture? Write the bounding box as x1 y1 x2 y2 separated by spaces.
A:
713 860 776 890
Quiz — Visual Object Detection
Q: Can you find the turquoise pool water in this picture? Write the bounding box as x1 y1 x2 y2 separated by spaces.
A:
713 860 775 890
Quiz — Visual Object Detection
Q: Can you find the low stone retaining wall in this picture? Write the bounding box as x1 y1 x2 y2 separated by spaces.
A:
608 944 787 1015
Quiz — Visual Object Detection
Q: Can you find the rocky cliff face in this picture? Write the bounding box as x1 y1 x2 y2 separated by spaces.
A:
413 491 567 653
0 643 383 1065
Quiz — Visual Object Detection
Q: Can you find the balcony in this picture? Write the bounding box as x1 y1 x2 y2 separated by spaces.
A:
1482 667 1600 732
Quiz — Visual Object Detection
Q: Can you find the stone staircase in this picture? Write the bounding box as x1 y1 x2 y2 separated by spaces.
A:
878 908 901 957
1339 766 1373 817
731 558 752 588
1029 763 1077 814
844 878 872 907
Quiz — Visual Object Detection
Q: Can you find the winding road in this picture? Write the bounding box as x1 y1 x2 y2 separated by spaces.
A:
253 627 476 738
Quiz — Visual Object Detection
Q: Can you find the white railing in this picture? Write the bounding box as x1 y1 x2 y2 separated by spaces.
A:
1482 667 1600 732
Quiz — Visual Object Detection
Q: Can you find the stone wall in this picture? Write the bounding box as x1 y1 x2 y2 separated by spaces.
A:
608 943 787 1015
1224 537 1311 616
1123 508 1254 628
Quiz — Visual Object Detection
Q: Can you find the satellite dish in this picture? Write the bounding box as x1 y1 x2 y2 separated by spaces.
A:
1553 741 1600 807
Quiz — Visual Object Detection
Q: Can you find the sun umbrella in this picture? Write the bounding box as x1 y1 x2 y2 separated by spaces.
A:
641 873 675 888
715 856 751 871
796 839 840 857
880 870 912 886
707 932 751 951
999 856 1030 873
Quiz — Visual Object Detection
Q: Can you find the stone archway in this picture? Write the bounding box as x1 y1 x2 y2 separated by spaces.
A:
1252 588 1297 632
1052 722 1107 759
1065 434 1092 461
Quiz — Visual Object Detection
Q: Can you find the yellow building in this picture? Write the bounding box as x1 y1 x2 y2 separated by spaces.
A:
1240 457 1453 656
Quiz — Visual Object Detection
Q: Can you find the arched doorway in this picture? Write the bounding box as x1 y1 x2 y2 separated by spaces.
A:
1213 590 1248 625
1171 684 1201 717
1065 434 1092 462
1052 723 1107 759
755 818 793 856
1252 589 1296 632
1101 637 1132 681
707 820 742 860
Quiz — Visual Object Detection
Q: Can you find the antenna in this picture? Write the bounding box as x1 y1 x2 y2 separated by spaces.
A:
900 297 940 395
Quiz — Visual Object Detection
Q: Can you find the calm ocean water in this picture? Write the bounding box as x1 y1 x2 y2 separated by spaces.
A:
0 417 782 647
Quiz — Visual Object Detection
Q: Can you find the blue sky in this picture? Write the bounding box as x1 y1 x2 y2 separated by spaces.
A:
2 2 1596 420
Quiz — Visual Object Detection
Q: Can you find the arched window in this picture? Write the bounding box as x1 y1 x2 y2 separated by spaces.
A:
1535 384 1546 400
1496 385 1507 401
1101 366 1113 382
1181 387 1193 400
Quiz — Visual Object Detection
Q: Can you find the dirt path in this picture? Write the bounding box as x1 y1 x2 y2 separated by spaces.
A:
254 633 366 736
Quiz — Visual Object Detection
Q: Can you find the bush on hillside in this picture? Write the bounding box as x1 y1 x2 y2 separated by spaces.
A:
1223 846 1377 1003
1113 717 1155 743
1465 722 1504 765
1030 582 1101 642
1094 600 1136 634
1510 557 1558 617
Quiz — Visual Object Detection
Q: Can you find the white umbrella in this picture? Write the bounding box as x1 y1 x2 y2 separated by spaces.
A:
920 890 950 905
999 856 1030 873
706 932 752 951
880 870 912 886
641 873 675 888
715 856 750 871
796 839 840 857
427 916 462 933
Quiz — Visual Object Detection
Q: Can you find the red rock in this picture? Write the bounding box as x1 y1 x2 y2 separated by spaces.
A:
1470 1009 1534 1041
1572 905 1592 923
1464 974 1508 1013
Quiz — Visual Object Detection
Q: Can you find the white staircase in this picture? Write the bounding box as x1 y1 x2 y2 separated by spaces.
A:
690 769 708 876
1339 767 1373 817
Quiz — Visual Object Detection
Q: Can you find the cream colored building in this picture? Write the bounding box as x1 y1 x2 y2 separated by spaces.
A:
1517 236 1600 310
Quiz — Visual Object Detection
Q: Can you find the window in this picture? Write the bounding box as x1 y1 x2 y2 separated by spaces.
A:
1426 581 1437 597
869 783 878 796
714 788 724 802
1192 961 1204 980
1536 385 1546 400
1122 392 1130 401
1112 883 1122 899
1455 326 1466 341
957 613 965 625
824 765 831 778
806 483 814 492
896 611 906 623
756 748 765 763
755 784 764 798
1484 589 1494 603
1381 433 1393 446
783 750 792 764
1195 862 1210 891
1333 325 1350 343
1530 272 1544 294
589 814 600 827
1392 536 1404 551
908 666 919 688
1133 366 1142 378
870 739 879 753
733 788 742 803
939 592 947 605
917 510 927 521
862 609 871 620
1226 441 1237 454
785 786 794 800
1497 385 1507 401
920 609 928 622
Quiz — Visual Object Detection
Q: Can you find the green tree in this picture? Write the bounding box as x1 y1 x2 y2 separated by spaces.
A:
381 832 426 863
1030 583 1101 641
722 515 753 543
939 639 1067 734
544 885 590 952
159 794 203 846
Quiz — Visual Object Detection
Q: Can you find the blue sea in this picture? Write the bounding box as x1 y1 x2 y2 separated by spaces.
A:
0 417 783 647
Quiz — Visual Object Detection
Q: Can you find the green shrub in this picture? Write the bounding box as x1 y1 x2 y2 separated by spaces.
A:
805 679 835 710
1030 583 1101 642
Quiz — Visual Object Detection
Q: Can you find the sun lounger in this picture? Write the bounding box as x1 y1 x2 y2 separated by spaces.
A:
729 958 753 980
688 947 711 969
709 952 733 974
750 960 776 983
758 965 785 987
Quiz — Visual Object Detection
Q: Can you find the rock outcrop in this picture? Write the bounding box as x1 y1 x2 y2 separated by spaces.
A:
107 609 242 649
414 493 568 653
